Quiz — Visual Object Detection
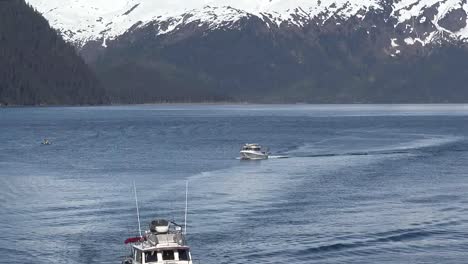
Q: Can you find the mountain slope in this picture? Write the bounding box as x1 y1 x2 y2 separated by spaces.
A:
93 14 468 103
25 0 468 103
0 0 107 106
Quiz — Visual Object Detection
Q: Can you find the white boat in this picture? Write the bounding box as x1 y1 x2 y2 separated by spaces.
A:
122 219 193 264
122 182 194 264
240 143 269 160
41 139 51 145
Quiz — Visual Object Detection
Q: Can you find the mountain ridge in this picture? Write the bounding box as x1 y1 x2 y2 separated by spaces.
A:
27 0 468 49
23 0 468 104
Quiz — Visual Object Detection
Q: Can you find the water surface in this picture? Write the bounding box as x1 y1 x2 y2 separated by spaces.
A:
1 104 468 264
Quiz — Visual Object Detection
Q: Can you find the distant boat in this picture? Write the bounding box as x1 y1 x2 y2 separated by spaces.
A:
240 143 269 160
41 139 51 145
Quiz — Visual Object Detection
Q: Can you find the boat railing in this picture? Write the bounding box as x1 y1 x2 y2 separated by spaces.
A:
146 232 186 246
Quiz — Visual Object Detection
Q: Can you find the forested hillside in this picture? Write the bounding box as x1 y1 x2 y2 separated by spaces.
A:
0 0 107 106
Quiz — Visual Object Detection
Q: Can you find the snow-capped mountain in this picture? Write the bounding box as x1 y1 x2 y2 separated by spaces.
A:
27 0 468 48
27 0 380 44
24 0 468 104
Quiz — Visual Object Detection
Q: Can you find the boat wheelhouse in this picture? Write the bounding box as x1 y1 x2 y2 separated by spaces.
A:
123 220 193 264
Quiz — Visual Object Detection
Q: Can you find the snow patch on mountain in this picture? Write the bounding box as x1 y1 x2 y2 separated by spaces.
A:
394 0 463 22
26 0 468 47
393 0 468 36
27 0 382 44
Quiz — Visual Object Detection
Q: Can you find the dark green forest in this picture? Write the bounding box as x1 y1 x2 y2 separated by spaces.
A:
0 0 107 106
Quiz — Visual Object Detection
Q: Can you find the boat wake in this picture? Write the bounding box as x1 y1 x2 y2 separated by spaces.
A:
235 135 463 161
286 135 463 159
268 155 289 159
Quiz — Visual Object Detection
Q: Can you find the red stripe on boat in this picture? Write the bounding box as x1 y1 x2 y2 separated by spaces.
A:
124 237 145 244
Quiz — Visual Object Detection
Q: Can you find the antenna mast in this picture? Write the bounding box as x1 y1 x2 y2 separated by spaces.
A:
133 180 143 238
184 181 188 235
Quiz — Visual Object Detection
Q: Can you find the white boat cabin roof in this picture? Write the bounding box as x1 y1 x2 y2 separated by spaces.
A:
243 143 261 147
133 244 190 252
242 143 263 149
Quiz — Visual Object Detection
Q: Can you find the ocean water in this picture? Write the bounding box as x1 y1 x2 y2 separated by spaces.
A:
1 104 468 264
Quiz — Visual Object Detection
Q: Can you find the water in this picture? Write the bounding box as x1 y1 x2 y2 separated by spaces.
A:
1 104 468 264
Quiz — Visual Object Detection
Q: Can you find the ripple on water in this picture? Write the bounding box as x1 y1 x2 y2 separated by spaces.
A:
2 106 468 264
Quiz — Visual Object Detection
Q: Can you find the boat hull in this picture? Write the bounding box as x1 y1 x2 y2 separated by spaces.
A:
240 150 268 160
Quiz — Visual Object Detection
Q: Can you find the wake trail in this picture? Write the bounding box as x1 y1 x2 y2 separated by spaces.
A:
286 135 464 159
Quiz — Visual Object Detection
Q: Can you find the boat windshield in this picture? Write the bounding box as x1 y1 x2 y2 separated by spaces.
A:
162 250 175 260
134 249 142 263
145 251 158 263
142 249 190 263
178 249 190 261
243 146 261 151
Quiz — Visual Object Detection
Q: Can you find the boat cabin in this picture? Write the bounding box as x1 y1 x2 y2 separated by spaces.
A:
131 246 192 264
242 144 262 151
124 219 193 264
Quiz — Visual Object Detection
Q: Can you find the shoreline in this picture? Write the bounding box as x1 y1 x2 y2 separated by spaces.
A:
3 102 468 108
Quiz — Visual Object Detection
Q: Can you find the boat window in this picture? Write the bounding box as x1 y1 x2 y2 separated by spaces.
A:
162 250 175 260
135 250 142 263
178 249 190 261
145 251 158 263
